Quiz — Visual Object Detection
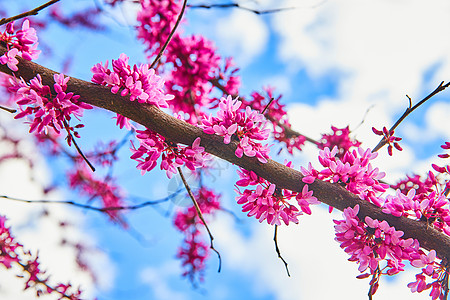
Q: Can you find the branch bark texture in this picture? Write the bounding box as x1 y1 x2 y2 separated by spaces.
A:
2 45 450 261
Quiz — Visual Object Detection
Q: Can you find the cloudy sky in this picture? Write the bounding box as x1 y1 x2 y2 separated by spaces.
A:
2 0 450 299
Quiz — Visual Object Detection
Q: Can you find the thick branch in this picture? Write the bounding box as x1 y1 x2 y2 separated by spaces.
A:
2 46 450 262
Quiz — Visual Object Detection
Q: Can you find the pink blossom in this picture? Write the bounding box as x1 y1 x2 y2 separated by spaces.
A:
10 73 91 142
131 130 209 179
304 146 388 206
372 126 403 156
200 95 271 163
320 126 361 158
0 48 19 71
235 164 317 225
91 54 174 114
0 19 41 68
68 163 127 226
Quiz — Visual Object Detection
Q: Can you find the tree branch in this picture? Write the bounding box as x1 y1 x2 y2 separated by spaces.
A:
0 0 60 26
2 46 450 263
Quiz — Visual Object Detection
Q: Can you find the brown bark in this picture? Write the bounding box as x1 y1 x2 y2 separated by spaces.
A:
2 44 450 262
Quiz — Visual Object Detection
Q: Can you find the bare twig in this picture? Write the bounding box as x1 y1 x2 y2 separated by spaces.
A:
261 97 274 115
177 166 222 273
63 120 95 172
0 193 177 212
372 81 450 152
273 225 290 277
187 3 297 15
0 0 60 26
149 0 188 69
0 105 16 113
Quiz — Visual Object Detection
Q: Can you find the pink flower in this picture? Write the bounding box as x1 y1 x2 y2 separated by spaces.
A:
0 19 41 64
304 146 388 206
10 73 91 142
235 163 318 225
200 95 271 163
372 126 403 156
91 54 174 112
0 48 19 71
131 130 209 179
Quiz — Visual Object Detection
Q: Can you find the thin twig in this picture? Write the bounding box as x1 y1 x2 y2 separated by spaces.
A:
177 166 222 273
274 225 290 277
63 120 95 172
0 194 175 212
149 0 188 69
261 97 274 115
0 0 60 26
373 81 450 152
187 3 298 15
0 105 16 113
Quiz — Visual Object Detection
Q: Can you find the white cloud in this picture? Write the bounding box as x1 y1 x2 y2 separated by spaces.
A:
215 9 269 66
214 208 425 300
273 0 450 112
0 121 115 299
140 261 188 300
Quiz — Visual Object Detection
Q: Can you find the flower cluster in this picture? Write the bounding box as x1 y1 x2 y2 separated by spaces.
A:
0 19 40 71
0 215 83 299
241 88 307 154
131 130 209 179
137 0 183 57
201 95 271 163
301 147 389 206
235 164 319 225
320 126 361 158
384 175 450 237
68 163 127 226
164 35 221 124
372 126 403 156
91 53 174 129
335 205 448 299
10 73 92 143
174 187 221 284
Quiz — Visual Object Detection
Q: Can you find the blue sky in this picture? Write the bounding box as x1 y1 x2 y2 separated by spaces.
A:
2 0 450 299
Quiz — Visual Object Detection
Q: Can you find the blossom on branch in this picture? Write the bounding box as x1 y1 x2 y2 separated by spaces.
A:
201 95 271 163
131 130 209 179
235 163 318 225
372 126 403 156
91 53 174 128
301 146 388 207
10 73 92 143
0 19 40 71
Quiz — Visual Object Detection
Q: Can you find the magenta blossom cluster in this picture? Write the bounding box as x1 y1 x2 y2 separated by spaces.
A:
320 126 361 158
0 215 83 299
335 205 447 299
384 179 450 237
242 88 307 154
137 0 183 57
91 53 174 129
372 126 403 156
174 187 220 284
137 0 241 125
0 19 40 71
301 147 389 207
201 95 271 163
131 130 209 179
68 163 127 226
235 164 319 225
164 34 221 124
10 73 92 142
